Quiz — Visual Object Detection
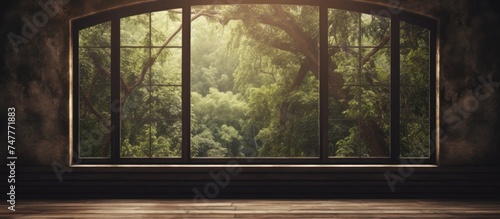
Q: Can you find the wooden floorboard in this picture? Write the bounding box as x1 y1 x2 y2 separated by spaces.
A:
2 199 500 218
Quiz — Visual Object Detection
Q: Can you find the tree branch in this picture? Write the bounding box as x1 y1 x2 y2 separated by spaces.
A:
260 6 388 156
79 85 111 129
361 34 390 66
130 9 208 91
81 62 100 117
89 53 131 94
279 59 311 125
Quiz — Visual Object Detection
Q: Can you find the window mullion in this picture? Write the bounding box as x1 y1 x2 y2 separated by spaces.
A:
430 22 438 165
390 16 401 163
111 18 121 163
319 5 329 162
72 23 80 165
182 6 191 163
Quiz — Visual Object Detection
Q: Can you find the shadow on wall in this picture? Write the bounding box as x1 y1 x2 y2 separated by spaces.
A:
435 0 500 166
0 0 499 166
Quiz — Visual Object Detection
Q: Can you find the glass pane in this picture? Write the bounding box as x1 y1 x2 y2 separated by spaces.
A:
361 48 391 85
122 87 150 120
149 86 183 158
121 87 150 157
328 8 391 158
120 48 149 86
330 48 360 86
121 13 150 47
328 10 359 47
191 5 319 158
401 120 430 158
78 47 111 158
400 21 430 85
400 87 430 158
121 85 183 158
151 120 182 158
79 48 111 86
150 86 182 120
119 9 183 159
359 86 391 120
80 85 110 118
121 120 152 158
121 85 182 158
401 86 430 120
152 10 182 47
79 118 111 158
329 120 358 157
79 22 111 47
359 120 390 157
361 14 390 46
330 119 390 158
400 21 431 158
152 48 182 85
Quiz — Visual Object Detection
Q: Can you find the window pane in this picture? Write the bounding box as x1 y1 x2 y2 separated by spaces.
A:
120 48 149 85
121 13 150 47
120 9 183 158
121 86 182 158
329 120 358 157
121 120 152 158
122 87 150 120
329 10 359 47
400 22 430 85
401 86 430 120
191 5 319 158
151 120 182 158
79 22 111 47
361 14 390 46
78 47 111 158
152 48 182 85
79 118 111 158
151 86 182 158
152 11 182 47
78 20 111 158
79 48 111 86
401 119 430 158
361 48 391 85
328 9 391 158
400 21 431 158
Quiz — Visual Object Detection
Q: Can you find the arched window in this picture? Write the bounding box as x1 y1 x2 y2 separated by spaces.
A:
71 0 437 165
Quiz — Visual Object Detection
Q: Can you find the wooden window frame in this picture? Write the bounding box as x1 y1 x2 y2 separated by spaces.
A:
71 0 438 165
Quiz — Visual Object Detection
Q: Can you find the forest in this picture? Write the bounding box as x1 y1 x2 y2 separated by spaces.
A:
77 5 430 159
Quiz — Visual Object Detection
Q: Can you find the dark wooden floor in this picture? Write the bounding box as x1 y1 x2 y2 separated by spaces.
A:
2 199 500 218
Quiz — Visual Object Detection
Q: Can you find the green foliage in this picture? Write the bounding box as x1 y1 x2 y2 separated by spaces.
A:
78 5 432 159
399 21 431 157
191 89 248 157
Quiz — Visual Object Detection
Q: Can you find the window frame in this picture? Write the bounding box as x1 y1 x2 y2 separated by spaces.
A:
71 0 438 165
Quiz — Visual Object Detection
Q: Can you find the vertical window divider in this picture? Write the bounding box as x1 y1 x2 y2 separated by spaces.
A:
111 18 121 163
357 13 362 158
72 23 80 164
319 5 329 162
148 13 153 158
390 16 401 163
182 6 191 163
429 22 438 165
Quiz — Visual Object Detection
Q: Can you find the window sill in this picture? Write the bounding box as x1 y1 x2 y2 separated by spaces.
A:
69 164 438 168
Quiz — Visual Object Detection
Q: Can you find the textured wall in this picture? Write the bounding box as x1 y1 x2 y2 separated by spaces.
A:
0 0 499 166
392 0 500 166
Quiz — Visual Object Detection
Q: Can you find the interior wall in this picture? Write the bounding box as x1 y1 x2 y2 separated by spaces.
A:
0 0 499 167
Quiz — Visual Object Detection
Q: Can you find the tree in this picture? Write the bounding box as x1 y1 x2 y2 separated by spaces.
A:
78 4 431 159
